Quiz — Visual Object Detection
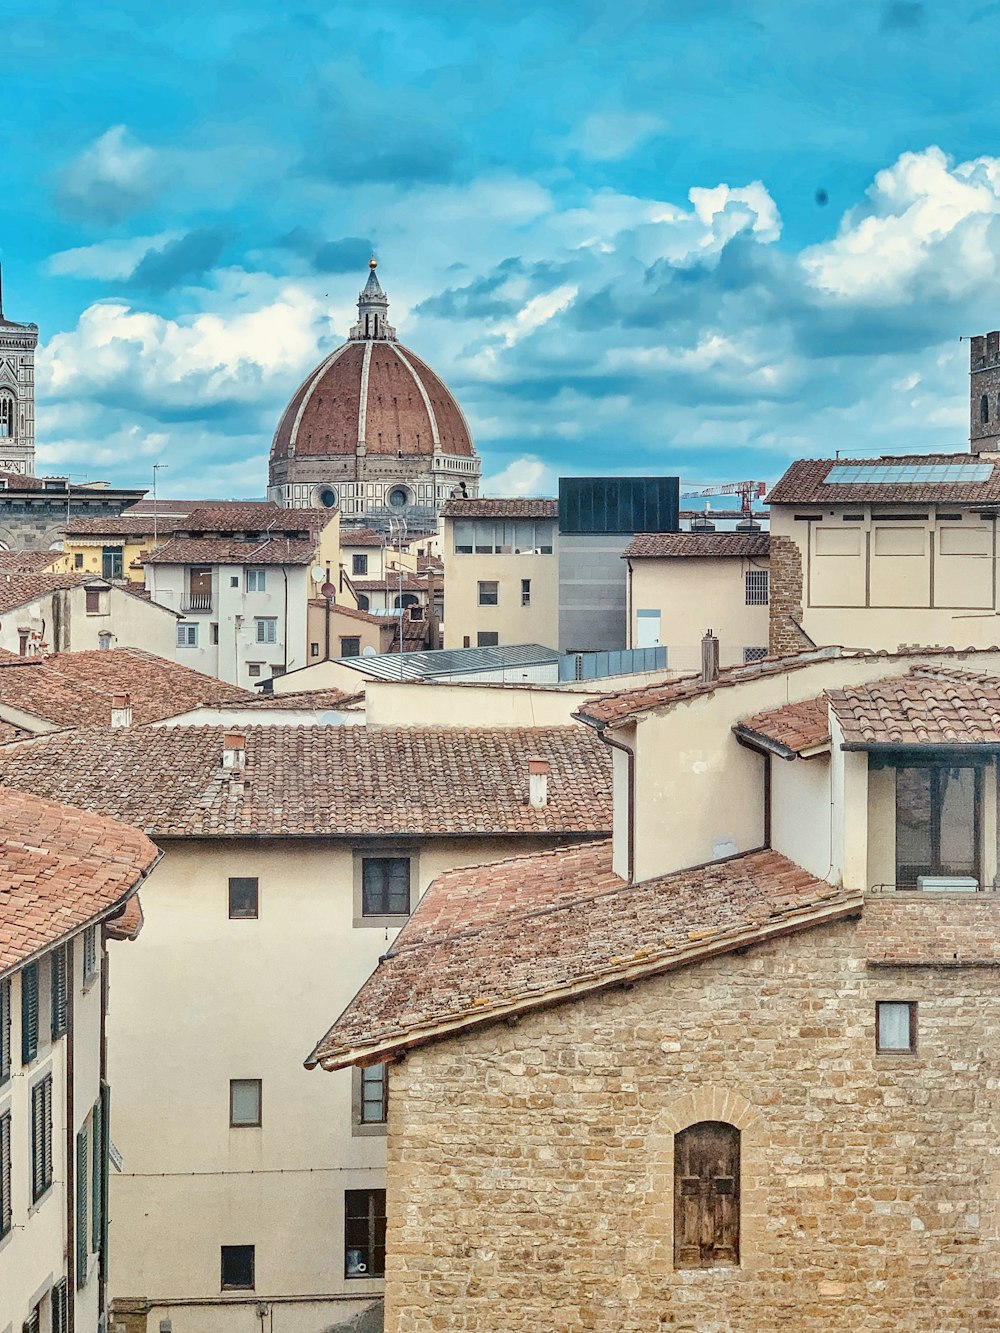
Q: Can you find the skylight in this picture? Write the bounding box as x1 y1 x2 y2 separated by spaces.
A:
825 463 994 485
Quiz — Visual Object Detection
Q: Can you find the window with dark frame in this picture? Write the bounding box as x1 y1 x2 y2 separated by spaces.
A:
674 1121 740 1269
21 961 38 1064
220 1244 255 1290
745 569 769 606
521 578 531 607
51 1280 68 1333
51 945 68 1039
344 1188 386 1278
894 762 982 886
31 1072 53 1201
362 858 410 916
85 588 102 614
22 1305 41 1333
360 1064 388 1125
228 877 259 919
477 580 498 606
341 636 361 658
877 1001 917 1053
477 631 499 647
352 553 368 576
230 1079 262 1127
0 1110 10 1238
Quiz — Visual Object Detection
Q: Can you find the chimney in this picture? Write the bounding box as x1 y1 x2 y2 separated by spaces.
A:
700 630 720 685
223 731 246 770
110 692 132 728
528 756 550 809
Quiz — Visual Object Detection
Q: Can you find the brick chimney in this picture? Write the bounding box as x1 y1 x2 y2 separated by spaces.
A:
222 731 246 769
700 630 720 685
110 692 132 728
528 756 550 809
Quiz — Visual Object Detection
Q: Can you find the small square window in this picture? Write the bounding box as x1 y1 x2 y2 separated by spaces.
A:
221 1244 255 1290
477 580 498 606
247 663 262 679
85 588 103 615
230 1079 262 1127
743 646 768 664
362 858 410 916
230 575 240 588
228 877 258 919
877 1001 917 1053
341 636 361 658
211 623 219 645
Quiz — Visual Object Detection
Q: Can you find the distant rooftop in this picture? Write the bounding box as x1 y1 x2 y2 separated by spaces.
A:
333 642 560 681
768 455 1000 505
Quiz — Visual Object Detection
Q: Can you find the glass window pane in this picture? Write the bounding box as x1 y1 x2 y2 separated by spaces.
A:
231 1080 261 1125
878 1003 913 1051
896 767 933 884
939 767 977 876
361 1065 387 1123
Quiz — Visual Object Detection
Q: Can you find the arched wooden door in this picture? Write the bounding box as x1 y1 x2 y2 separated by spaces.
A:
674 1120 740 1268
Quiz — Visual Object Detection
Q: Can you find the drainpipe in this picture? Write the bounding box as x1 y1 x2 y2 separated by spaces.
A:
65 940 76 1331
590 723 635 885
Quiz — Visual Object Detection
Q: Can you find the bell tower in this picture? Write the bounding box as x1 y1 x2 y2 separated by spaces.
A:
0 268 38 475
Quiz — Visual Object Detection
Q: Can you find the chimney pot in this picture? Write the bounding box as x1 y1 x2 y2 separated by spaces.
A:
700 630 720 685
528 756 550 808
110 692 132 728
223 731 247 769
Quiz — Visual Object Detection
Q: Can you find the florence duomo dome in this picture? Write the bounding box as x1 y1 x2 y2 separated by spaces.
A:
268 258 481 530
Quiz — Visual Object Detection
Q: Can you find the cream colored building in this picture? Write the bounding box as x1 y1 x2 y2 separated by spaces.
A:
441 498 558 650
0 788 156 1333
624 530 770 671
767 454 1000 656
0 573 178 659
0 723 612 1333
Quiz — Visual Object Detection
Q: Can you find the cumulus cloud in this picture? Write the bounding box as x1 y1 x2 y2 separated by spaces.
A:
481 456 556 496
55 126 164 224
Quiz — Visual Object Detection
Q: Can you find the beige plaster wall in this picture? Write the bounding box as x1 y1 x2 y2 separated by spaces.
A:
382 915 1000 1332
442 536 558 651
770 753 832 880
628 556 770 671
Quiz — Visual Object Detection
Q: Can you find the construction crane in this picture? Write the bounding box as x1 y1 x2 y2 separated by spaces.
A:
680 480 767 517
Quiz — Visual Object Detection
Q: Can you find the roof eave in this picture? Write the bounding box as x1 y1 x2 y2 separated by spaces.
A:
841 740 1000 753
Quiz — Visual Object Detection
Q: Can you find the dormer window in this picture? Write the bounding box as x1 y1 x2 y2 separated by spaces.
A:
895 762 982 888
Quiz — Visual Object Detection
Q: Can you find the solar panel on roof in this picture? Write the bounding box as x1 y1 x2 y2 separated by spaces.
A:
824 463 994 485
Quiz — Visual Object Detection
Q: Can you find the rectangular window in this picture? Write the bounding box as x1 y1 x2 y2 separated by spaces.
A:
247 663 262 678
311 642 320 657
745 569 769 606
76 1123 88 1286
21 962 38 1064
228 877 259 919
477 580 498 606
477 631 499 647
83 925 98 984
345 1189 386 1278
221 1244 255 1290
23 1306 40 1333
230 1079 262 1127
877 1001 917 1053
0 978 9 1085
0 1110 10 1237
52 1280 68 1333
73 553 84 569
895 764 982 887
521 578 531 607
31 1072 53 1201
211 622 220 645
743 647 768 664
352 553 368 576
85 588 102 614
246 568 267 592
177 623 198 648
230 575 240 588
360 1064 388 1125
254 617 278 644
361 857 410 916
51 945 68 1039
341 636 361 658
101 546 123 581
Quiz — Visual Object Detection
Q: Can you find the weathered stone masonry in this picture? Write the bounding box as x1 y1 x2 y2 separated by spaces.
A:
383 915 1000 1333
768 533 809 657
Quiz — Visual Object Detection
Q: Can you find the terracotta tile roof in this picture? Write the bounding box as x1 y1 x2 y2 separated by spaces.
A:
0 725 611 839
181 503 329 533
440 498 559 519
105 893 144 941
828 667 1000 748
306 844 858 1069
0 789 158 977
0 648 249 728
735 696 831 757
238 688 363 710
339 527 384 547
0 571 91 614
624 532 770 559
308 600 387 626
122 499 215 516
0 471 47 491
0 551 60 572
767 455 1000 506
144 537 318 566
353 576 427 593
64 515 186 536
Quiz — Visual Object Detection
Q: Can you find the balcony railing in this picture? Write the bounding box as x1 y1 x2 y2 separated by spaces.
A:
182 593 213 613
867 879 998 896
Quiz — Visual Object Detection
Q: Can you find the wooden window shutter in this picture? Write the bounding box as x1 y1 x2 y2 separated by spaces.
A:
76 1124 88 1286
21 963 38 1065
674 1121 740 1269
31 1076 53 1201
51 946 68 1039
22 1308 40 1333
0 1111 10 1237
52 1279 68 1333
0 979 9 1084
92 1094 103 1253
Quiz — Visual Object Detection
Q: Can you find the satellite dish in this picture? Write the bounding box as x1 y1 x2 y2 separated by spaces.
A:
361 645 377 657
311 566 325 584
321 582 336 600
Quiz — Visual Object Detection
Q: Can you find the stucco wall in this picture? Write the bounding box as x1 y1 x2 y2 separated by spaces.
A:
442 547 558 651
628 556 770 671
382 914 1000 1332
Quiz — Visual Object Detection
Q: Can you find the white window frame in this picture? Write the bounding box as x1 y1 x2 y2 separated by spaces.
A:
745 568 769 606
254 617 278 645
177 623 198 648
246 569 267 593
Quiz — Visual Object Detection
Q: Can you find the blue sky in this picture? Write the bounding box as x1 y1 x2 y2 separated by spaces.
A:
5 0 1000 497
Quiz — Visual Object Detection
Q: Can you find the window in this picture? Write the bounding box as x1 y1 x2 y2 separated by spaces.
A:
0 392 12 438
83 925 98 984
211 623 219 645
51 945 67 1039
341 636 361 658
254 617 278 644
21 962 38 1064
246 568 267 592
228 877 259 919
0 1111 10 1237
98 632 113 651
101 546 123 581
877 1001 917 1053
92 1092 104 1254
76 1123 88 1285
357 595 370 611
177 623 198 648
230 575 240 588
311 642 320 657
187 566 213 609
0 978 9 1085
895 763 982 886
362 857 410 916
982 394 990 425
743 647 768 664
352 553 368 576
453 519 554 555
360 1064 388 1125
31 1072 53 1201
477 632 499 647
521 578 531 607
22 1307 40 1333
477 580 498 606
221 1244 255 1290
74 552 83 569
85 588 103 615
674 1121 739 1269
52 1281 68 1333
745 569 769 606
230 1079 262 1127
247 663 262 678
345 1189 386 1278
388 487 408 509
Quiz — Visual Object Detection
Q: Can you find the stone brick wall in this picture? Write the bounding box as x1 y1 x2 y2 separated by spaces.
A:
384 915 1000 1332
768 533 809 656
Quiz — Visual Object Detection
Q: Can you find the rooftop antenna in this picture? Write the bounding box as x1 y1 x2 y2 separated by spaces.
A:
152 463 169 543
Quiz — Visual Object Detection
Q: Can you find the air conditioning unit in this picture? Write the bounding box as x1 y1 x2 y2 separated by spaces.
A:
916 875 979 893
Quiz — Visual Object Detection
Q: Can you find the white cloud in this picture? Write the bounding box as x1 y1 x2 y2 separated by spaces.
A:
481 456 556 496
48 233 180 281
576 111 664 161
56 126 164 224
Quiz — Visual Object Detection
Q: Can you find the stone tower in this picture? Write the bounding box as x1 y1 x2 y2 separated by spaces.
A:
0 269 38 475
969 331 1000 454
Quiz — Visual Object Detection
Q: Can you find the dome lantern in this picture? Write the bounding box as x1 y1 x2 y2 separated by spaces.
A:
349 254 396 342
